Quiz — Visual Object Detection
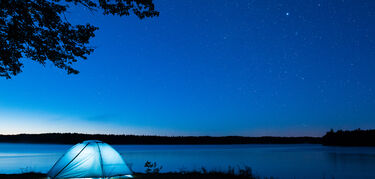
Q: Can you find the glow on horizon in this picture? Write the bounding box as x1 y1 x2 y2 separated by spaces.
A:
0 109 162 135
1 108 239 136
0 108 326 137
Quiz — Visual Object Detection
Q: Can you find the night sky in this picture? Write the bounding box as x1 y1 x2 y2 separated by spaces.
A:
1 0 375 136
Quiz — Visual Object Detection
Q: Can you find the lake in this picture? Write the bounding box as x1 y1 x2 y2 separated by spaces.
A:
0 143 374 178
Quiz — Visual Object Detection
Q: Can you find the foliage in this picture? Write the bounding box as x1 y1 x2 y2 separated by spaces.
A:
144 161 163 174
138 166 272 179
0 172 46 179
0 133 322 144
322 128 375 146
0 168 274 179
0 0 159 79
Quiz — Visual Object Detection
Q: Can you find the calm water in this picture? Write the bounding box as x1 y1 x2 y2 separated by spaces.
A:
0 143 374 178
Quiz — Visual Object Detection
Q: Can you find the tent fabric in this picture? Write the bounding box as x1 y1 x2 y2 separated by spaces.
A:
47 140 132 178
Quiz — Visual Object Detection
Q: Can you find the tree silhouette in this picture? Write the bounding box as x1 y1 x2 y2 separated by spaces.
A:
0 0 158 79
322 128 375 146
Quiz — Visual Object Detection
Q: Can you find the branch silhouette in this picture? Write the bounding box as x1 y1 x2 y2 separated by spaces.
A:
0 0 159 79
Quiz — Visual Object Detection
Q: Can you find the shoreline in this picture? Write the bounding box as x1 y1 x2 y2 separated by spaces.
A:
1 129 374 146
0 171 269 179
0 133 321 145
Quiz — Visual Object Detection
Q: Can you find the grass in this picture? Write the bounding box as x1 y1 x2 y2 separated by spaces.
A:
0 173 267 179
0 167 272 179
135 172 268 179
0 172 46 179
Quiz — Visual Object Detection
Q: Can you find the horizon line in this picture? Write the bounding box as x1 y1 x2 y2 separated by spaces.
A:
0 132 323 138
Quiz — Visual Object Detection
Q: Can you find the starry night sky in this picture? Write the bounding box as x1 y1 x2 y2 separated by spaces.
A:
0 0 375 136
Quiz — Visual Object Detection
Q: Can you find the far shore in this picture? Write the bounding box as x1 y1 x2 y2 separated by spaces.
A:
0 129 374 146
0 133 320 145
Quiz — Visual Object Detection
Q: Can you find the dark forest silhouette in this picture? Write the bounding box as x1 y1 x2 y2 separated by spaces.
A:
322 128 375 146
1 129 374 145
0 133 321 145
0 0 158 79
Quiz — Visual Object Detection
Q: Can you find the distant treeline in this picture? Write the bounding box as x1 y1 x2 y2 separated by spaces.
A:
322 129 375 146
1 129 374 145
0 133 321 145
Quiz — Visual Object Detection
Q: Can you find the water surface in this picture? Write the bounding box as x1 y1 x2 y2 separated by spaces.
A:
0 143 374 178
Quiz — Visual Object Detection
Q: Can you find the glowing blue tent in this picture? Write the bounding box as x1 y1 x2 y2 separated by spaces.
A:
47 140 132 178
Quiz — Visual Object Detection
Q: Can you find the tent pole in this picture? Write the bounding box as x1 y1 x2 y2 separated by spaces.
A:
97 142 105 178
53 142 90 178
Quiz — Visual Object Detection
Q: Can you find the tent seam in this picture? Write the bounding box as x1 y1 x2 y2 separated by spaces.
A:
52 142 90 178
97 142 105 178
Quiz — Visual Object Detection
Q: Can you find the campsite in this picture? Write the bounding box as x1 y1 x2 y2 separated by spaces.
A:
1 134 375 179
1 0 375 178
0 140 267 179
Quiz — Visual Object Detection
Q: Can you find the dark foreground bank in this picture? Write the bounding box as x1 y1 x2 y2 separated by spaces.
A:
0 171 272 179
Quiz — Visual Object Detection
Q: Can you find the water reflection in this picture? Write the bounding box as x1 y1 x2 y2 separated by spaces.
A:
0 143 374 179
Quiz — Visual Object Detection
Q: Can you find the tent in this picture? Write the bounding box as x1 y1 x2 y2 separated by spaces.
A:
47 140 132 178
